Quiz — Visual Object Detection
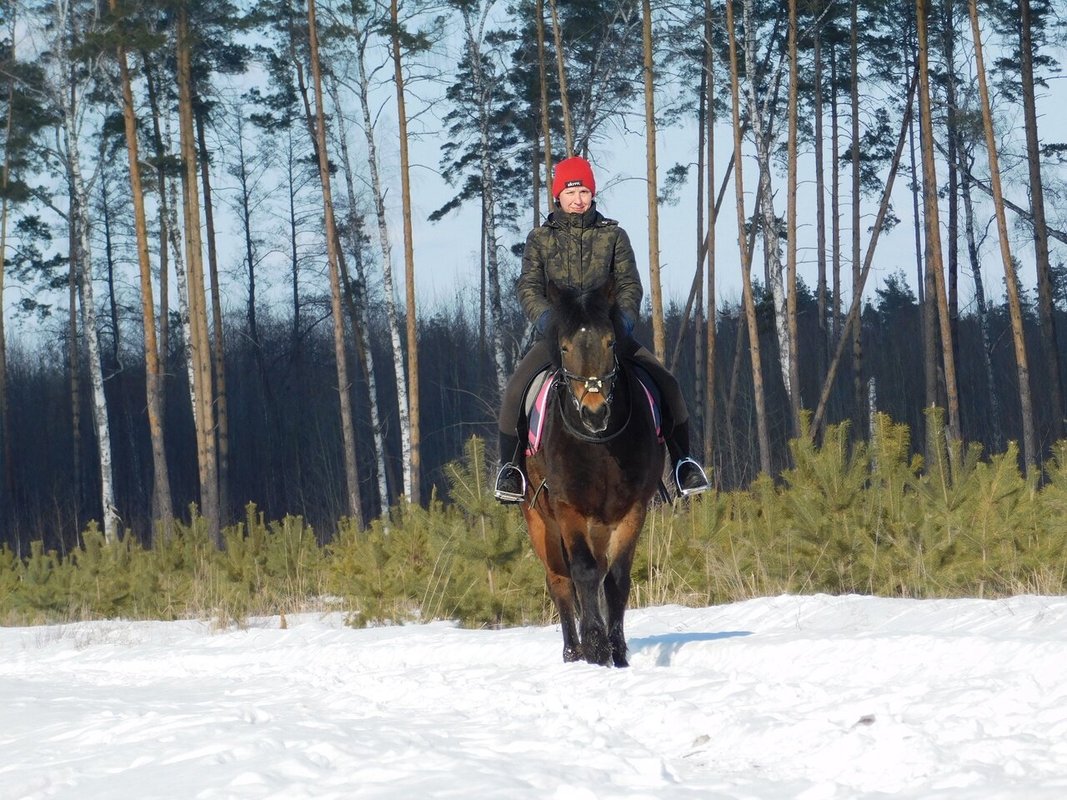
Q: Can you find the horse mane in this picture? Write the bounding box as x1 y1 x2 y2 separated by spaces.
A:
545 280 621 352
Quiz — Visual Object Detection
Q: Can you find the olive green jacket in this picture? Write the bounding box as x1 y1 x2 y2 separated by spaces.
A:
516 203 643 328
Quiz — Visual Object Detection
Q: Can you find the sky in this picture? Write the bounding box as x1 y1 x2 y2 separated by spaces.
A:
3 593 1067 799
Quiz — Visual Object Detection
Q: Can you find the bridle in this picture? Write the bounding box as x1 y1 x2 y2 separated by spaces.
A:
558 359 619 406
554 355 632 443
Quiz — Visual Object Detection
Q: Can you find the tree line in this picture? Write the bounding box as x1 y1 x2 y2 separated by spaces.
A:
0 0 1064 553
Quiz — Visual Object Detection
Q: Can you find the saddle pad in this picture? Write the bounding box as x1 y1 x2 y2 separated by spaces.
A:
525 370 556 456
525 367 663 457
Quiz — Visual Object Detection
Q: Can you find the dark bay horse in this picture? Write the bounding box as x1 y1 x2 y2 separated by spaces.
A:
521 280 664 666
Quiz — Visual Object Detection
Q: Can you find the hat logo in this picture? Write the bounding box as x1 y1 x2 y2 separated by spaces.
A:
564 179 584 188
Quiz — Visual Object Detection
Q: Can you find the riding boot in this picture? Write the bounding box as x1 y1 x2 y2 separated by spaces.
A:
666 420 710 497
494 431 527 503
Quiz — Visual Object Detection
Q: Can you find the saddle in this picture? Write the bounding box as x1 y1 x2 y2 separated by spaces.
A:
524 363 663 456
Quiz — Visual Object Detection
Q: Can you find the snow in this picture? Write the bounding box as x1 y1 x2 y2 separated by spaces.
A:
4 595 1067 799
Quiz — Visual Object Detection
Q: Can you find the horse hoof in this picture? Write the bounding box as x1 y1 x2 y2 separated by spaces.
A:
562 646 582 663
580 633 612 666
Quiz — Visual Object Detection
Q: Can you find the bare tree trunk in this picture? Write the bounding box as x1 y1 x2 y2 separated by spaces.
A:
1019 0 1062 442
727 0 770 475
785 0 801 431
56 2 120 543
969 0 1036 470
941 0 961 359
693 22 708 456
915 0 961 447
830 45 842 342
68 213 81 529
110 0 174 537
703 0 717 473
811 75 917 437
391 0 420 504
177 6 220 543
903 52 935 423
195 110 230 523
547 0 573 156
641 0 665 361
850 0 863 431
327 76 389 511
0 9 16 514
960 157 1003 454
351 12 413 501
535 0 554 214
456 5 509 398
307 0 364 524
742 0 792 428
68 135 120 544
813 26 828 368
142 60 171 412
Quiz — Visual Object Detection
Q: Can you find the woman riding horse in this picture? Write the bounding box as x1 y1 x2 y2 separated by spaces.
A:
495 155 709 503
521 279 663 665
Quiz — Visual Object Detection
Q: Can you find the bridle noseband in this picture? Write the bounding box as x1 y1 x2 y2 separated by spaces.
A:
558 360 619 406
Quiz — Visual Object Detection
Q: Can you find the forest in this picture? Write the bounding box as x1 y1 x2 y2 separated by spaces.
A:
0 0 1065 557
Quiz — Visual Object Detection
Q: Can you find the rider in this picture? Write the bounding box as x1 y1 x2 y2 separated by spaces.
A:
494 155 710 503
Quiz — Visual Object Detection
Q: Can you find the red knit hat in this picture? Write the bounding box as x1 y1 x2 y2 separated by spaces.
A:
552 156 596 200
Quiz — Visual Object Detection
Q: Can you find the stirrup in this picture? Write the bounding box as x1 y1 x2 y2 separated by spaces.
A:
494 463 527 503
675 457 710 497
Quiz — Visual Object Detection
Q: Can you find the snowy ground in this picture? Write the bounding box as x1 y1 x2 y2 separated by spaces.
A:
3 594 1067 799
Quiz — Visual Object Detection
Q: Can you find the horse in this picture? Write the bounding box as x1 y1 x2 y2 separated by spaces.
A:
520 279 664 666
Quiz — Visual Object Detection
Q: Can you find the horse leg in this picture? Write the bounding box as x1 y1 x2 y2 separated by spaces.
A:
562 531 611 666
604 510 646 667
604 557 633 667
547 574 581 662
523 505 581 662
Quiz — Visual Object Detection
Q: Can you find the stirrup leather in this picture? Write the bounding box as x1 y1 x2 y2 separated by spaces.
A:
494 463 527 503
675 457 710 497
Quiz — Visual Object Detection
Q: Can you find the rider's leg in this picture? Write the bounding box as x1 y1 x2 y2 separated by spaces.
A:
627 344 710 496
495 341 552 503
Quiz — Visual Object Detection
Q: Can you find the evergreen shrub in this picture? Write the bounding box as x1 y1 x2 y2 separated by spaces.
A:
3 418 1067 627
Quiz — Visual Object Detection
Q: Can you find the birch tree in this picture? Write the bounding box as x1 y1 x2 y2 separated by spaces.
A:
740 0 794 433
348 4 413 501
48 0 120 542
390 0 421 504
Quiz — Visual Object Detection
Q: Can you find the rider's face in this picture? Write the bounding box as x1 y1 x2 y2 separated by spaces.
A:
558 186 593 214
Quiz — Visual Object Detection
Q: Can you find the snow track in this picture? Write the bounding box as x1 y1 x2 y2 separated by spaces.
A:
3 595 1067 799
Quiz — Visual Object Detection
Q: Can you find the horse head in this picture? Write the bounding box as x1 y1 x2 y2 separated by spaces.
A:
545 279 622 435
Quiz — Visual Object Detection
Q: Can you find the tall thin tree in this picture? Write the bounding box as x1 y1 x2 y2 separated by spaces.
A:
968 0 1036 470
915 0 961 448
177 4 220 542
107 0 173 535
390 0 420 504
307 0 363 524
1018 0 1062 443
641 0 664 361
726 0 770 475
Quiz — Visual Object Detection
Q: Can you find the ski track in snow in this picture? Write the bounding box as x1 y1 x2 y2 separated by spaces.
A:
3 594 1067 799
